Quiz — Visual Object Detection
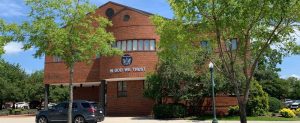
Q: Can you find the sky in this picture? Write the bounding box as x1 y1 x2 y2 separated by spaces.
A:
1 0 299 79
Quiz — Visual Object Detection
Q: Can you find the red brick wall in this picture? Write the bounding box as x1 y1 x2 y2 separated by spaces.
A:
73 86 100 102
196 96 238 116
44 2 159 84
106 80 154 116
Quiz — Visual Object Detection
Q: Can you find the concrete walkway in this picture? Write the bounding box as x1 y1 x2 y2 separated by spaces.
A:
0 116 299 123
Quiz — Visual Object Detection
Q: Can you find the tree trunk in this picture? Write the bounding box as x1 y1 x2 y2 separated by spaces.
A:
239 102 247 123
68 65 74 123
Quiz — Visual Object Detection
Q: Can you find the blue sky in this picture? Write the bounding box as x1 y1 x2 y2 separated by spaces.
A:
1 0 299 79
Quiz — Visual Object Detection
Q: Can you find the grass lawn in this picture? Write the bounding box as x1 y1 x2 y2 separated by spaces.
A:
186 115 300 121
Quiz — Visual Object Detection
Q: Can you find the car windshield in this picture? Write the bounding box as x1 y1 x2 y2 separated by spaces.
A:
295 100 300 103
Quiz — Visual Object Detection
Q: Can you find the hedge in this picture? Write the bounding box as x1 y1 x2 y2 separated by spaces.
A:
153 104 187 119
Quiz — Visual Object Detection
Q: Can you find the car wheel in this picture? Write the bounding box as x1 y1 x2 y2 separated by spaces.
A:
37 116 47 123
74 116 85 123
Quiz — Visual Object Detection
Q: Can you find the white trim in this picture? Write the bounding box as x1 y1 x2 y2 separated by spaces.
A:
47 77 145 86
50 82 101 87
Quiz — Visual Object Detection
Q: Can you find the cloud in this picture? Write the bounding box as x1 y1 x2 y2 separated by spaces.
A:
294 29 300 45
0 0 25 17
290 74 300 79
4 42 24 54
282 74 300 79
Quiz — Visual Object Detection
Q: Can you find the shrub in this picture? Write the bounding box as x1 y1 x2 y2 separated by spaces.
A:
279 108 296 118
228 105 239 116
153 104 187 119
293 108 300 117
247 81 269 116
269 97 283 113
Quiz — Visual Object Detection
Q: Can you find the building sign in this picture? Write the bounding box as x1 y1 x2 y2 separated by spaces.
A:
121 54 132 66
109 54 145 73
109 67 146 73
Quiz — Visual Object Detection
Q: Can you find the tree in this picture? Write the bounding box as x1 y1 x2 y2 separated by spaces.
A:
24 71 45 102
21 0 121 122
145 16 231 114
145 16 208 105
0 19 22 55
286 77 300 99
166 0 300 122
0 59 28 109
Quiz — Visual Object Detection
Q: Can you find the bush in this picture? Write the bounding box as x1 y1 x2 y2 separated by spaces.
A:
279 108 296 118
269 97 283 113
293 108 300 117
228 105 239 116
153 104 187 119
247 80 269 116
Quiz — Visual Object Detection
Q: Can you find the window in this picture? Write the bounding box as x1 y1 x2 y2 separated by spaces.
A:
150 40 155 51
200 40 208 48
127 40 132 51
144 40 150 51
81 103 91 108
123 15 130 21
96 53 100 59
133 40 138 51
105 8 114 18
114 40 156 51
117 41 121 49
227 38 238 51
112 42 117 48
138 40 144 51
117 81 127 97
53 56 61 62
121 40 126 51
55 103 67 109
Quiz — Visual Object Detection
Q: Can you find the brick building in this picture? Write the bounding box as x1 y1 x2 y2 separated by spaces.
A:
44 1 237 116
44 1 158 116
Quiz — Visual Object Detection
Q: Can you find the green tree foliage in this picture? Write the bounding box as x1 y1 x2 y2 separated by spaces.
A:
0 59 27 107
21 0 121 122
0 19 22 55
0 59 68 110
286 77 300 99
268 97 283 113
144 16 204 103
23 71 44 101
167 0 300 122
246 81 269 116
145 16 231 116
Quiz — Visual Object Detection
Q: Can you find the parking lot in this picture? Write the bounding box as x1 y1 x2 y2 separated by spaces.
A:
0 116 300 123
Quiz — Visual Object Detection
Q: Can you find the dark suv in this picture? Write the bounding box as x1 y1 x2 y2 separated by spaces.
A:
36 100 104 123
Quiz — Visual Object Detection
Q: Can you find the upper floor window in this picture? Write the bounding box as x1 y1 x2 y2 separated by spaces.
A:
53 56 61 62
150 40 156 50
133 40 138 51
226 38 238 51
144 40 150 51
113 39 156 52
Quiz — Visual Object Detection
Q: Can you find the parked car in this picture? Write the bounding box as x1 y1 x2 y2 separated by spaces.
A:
284 99 294 107
36 100 104 123
290 100 300 109
15 102 29 109
48 103 56 108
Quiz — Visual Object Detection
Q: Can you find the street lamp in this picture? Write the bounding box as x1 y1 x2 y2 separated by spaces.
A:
209 62 218 123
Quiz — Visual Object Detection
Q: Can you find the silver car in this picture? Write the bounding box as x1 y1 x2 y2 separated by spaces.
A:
36 100 104 123
290 100 300 109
